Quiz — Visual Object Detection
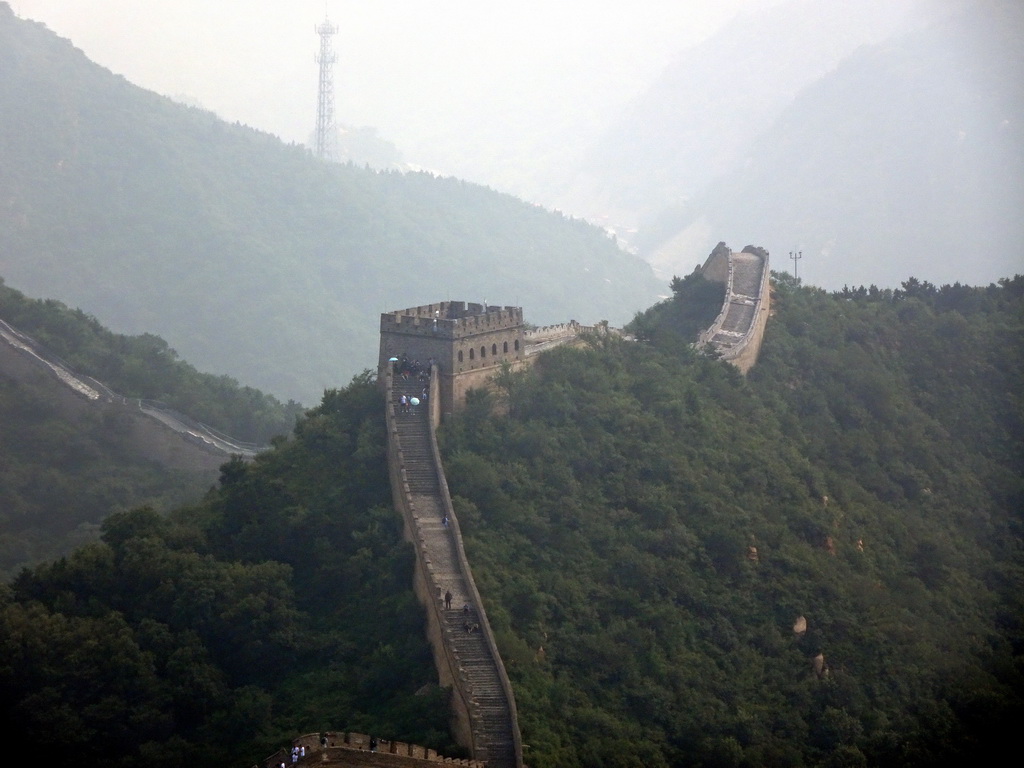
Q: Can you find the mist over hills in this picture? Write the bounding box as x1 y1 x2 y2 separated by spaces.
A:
0 4 662 404
547 0 1023 288
549 0 921 225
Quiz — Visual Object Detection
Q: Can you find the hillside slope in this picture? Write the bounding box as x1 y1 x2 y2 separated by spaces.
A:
0 379 454 768
0 277 307 577
440 274 1024 767
0 4 662 404
0 333 219 579
1 273 1019 767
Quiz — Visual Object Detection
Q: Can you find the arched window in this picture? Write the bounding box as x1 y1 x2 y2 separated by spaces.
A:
480 346 486 358
503 341 508 353
458 350 463 362
469 348 474 360
514 340 520 351
492 343 498 355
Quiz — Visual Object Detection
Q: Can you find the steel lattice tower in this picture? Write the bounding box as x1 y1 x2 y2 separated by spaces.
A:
314 17 339 161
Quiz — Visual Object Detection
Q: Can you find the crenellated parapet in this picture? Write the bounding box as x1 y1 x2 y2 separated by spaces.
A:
524 319 621 357
379 301 526 418
380 301 628 416
380 302 524 341
260 730 487 767
525 320 582 342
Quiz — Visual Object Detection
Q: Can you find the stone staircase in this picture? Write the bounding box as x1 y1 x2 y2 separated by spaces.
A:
390 379 520 768
704 249 770 369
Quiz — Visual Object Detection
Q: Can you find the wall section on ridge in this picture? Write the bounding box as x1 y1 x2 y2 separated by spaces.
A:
698 244 771 373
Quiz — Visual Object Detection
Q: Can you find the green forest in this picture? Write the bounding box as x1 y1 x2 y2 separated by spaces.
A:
1 273 1020 767
439 274 1023 767
1 379 454 768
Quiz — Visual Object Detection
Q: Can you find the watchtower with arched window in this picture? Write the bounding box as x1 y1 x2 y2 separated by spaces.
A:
379 301 525 417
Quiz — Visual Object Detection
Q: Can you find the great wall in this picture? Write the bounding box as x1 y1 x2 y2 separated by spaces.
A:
1 246 770 768
696 243 772 373
335 245 771 768
0 317 264 470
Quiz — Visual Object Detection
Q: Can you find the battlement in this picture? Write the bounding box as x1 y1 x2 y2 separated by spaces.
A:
379 301 527 416
262 731 486 767
525 320 581 342
380 302 524 340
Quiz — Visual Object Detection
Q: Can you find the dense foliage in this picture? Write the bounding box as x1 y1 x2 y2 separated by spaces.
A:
3 269 1020 767
440 275 1023 767
628 268 726 349
0 376 453 768
0 364 212 580
0 4 661 403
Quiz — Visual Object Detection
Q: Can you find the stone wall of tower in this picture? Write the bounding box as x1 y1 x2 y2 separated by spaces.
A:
379 301 526 417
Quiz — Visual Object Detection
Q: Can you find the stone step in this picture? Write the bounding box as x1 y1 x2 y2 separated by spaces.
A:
390 387 518 768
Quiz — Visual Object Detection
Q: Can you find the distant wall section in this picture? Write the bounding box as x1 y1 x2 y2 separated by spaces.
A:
697 244 771 374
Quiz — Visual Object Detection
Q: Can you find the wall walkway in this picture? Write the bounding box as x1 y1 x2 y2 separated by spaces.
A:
0 316 265 457
698 248 771 373
524 319 620 357
384 369 523 768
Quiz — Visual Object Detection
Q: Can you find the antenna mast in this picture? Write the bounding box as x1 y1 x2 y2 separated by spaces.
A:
314 16 339 161
789 250 803 281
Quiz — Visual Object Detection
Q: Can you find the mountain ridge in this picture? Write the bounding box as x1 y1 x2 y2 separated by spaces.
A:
0 3 662 404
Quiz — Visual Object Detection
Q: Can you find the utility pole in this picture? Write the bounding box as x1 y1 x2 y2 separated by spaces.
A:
789 250 803 281
314 16 339 161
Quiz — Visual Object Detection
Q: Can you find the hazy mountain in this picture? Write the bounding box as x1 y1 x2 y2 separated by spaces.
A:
645 0 1024 288
547 0 923 232
546 0 1023 289
0 4 662 404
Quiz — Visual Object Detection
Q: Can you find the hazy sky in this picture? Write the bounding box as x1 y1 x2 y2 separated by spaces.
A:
11 0 779 176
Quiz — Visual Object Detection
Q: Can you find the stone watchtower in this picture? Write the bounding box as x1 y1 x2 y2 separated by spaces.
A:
378 301 525 418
